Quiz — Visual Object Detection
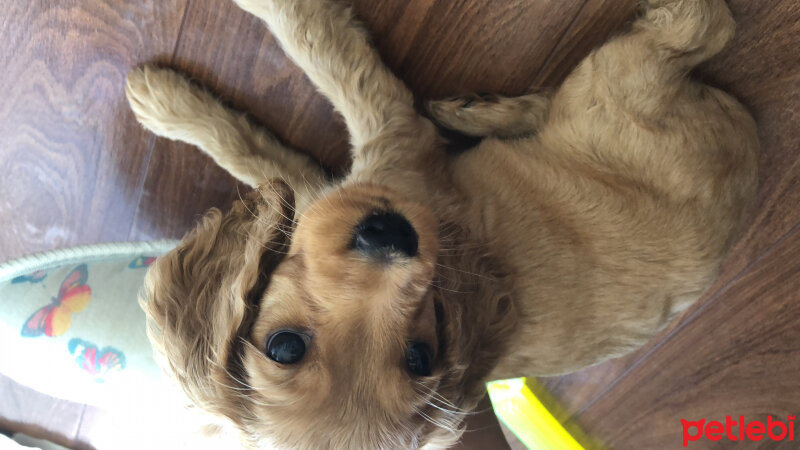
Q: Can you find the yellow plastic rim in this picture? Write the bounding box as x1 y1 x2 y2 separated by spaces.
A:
487 378 585 450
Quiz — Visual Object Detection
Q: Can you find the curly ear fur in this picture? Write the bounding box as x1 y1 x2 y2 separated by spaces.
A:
140 181 294 425
415 225 519 449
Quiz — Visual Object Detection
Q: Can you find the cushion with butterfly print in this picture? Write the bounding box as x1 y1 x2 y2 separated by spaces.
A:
0 241 178 410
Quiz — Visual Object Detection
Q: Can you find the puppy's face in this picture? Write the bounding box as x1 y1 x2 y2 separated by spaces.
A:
143 181 464 449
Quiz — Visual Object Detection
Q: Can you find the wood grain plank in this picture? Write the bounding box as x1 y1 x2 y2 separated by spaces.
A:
0 1 188 261
353 0 589 97
128 138 249 241
531 0 639 88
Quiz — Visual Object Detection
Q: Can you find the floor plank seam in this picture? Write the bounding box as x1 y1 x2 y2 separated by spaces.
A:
126 134 157 241
72 405 87 450
170 0 192 64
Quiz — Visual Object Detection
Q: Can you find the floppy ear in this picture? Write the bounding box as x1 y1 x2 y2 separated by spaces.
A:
140 180 294 422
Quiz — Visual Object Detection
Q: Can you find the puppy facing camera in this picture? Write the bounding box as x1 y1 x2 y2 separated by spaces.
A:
128 0 757 448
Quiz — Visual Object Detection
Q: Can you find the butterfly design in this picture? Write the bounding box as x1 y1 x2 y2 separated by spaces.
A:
11 270 47 284
128 256 156 269
21 264 91 338
68 338 126 382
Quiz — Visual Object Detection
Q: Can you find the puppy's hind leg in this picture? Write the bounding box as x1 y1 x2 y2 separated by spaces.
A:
567 0 735 117
641 0 735 67
125 66 329 211
427 92 551 138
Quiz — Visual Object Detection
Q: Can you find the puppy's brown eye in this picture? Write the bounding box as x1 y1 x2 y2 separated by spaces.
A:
406 341 433 376
266 331 307 364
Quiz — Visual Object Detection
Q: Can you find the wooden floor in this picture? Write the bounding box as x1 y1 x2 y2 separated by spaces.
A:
1 0 799 448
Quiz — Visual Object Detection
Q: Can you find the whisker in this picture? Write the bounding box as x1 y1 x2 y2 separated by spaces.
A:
412 381 470 414
414 407 459 436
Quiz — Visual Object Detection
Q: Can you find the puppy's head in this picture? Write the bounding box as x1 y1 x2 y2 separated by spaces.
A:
142 180 477 448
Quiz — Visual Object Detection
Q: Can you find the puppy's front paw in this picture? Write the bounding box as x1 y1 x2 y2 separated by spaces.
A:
125 65 204 139
429 94 497 112
427 95 494 135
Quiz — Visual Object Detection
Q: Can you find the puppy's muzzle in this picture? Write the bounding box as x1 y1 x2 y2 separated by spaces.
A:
352 211 418 258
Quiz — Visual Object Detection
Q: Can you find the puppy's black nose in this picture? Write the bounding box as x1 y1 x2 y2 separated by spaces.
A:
352 212 418 258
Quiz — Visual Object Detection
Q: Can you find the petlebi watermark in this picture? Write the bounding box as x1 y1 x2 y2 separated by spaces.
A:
682 415 796 447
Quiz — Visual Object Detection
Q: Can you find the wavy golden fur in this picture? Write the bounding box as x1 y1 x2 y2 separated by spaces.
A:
128 0 758 448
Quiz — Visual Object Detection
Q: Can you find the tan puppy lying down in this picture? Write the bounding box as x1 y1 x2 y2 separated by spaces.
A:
125 0 758 448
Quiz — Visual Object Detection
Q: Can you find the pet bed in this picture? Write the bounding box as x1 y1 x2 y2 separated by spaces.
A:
0 241 178 410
